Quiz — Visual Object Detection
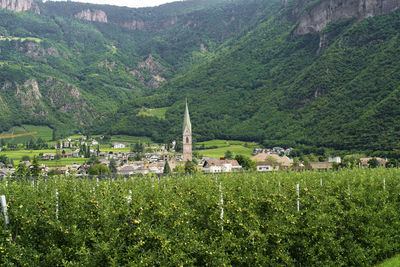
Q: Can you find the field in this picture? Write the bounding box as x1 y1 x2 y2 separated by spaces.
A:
196 139 258 158
0 168 399 265
110 135 152 144
0 149 76 165
0 125 53 144
137 107 168 119
0 36 42 42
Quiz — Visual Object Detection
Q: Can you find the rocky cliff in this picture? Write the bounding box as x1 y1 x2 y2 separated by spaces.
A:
294 0 400 35
0 0 33 12
75 9 108 23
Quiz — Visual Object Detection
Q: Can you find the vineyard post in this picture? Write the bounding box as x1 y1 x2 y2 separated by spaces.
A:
278 181 281 192
219 182 224 232
320 178 322 186
55 189 59 220
126 190 132 204
0 195 9 227
296 184 300 212
383 178 386 191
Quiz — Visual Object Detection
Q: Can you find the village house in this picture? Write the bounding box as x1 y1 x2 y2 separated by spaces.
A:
251 153 293 167
359 157 387 168
256 161 280 172
328 157 341 163
203 159 242 173
42 153 55 160
310 162 333 171
136 165 150 175
118 165 136 176
148 162 165 174
113 143 126 149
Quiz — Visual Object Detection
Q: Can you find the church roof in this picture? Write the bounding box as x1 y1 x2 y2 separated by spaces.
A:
183 99 191 132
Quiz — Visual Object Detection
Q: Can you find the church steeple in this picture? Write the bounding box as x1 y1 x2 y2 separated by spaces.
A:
183 99 192 162
183 98 191 133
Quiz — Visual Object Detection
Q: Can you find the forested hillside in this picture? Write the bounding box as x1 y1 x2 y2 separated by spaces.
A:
98 0 400 153
0 0 270 136
1 0 400 152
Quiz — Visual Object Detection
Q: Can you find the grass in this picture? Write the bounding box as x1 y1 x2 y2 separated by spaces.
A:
41 158 87 167
137 107 168 119
0 149 75 165
0 125 53 144
196 140 258 158
0 36 41 42
376 254 400 267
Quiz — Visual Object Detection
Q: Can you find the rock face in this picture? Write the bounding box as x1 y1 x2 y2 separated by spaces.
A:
75 9 108 23
0 0 33 12
120 20 145 30
129 55 166 89
294 0 400 35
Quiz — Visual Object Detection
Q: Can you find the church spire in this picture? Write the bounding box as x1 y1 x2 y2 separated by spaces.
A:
183 98 191 133
182 98 192 162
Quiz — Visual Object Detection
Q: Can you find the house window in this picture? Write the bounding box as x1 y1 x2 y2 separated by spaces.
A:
186 137 189 144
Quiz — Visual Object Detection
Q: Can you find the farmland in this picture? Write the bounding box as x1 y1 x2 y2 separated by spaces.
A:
196 139 258 158
0 168 399 265
0 125 53 144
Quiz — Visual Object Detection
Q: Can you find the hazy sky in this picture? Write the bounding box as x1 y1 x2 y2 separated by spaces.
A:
47 0 183 8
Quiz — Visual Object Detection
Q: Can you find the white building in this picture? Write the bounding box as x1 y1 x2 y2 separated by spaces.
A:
328 157 341 164
113 143 126 149
203 160 242 173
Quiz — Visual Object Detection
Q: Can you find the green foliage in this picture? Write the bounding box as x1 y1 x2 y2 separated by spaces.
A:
224 150 233 159
368 157 380 168
108 158 117 174
184 160 197 174
87 164 111 175
0 169 399 265
234 154 256 171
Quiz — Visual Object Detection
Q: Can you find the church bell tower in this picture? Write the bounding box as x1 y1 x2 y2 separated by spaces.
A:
183 99 192 162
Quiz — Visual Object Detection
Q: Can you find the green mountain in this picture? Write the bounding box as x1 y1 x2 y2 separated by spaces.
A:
0 0 269 136
1 0 400 153
98 0 400 153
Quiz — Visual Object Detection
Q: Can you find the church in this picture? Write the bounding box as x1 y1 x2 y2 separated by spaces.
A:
182 99 192 162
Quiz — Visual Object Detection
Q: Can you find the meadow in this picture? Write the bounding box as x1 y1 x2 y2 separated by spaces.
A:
0 125 53 145
0 168 399 266
196 139 258 158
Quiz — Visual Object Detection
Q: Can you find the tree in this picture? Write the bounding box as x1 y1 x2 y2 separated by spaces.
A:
163 161 171 174
87 155 100 165
292 157 300 167
386 158 398 168
30 156 41 177
184 160 197 174
134 153 143 161
55 150 61 160
225 150 233 159
21 155 30 162
109 158 117 173
88 164 111 175
235 155 256 171
0 155 8 164
14 163 29 178
367 157 379 168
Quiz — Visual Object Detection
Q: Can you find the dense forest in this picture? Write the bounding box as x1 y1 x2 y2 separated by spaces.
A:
0 0 399 153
